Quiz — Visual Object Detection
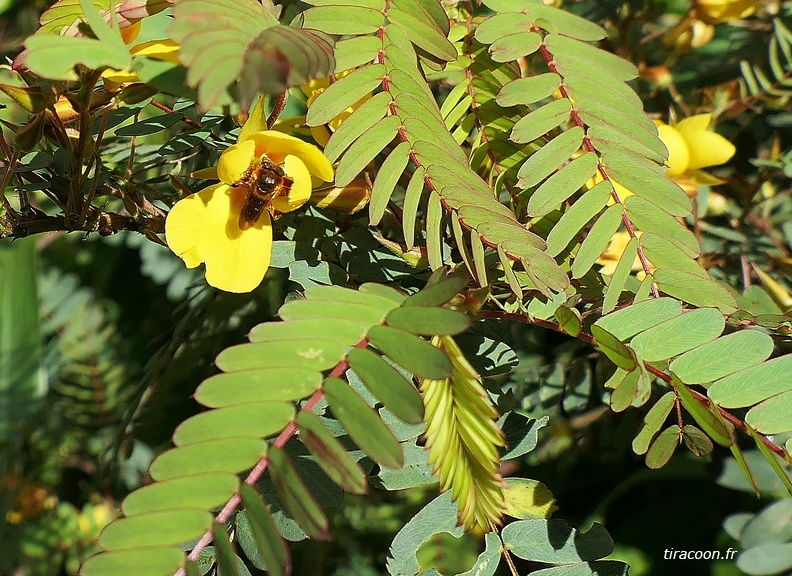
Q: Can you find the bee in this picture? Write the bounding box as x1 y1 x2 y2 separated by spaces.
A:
232 154 293 230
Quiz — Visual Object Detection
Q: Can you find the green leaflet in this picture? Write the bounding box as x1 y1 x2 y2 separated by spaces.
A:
590 325 637 371
572 203 623 279
348 347 425 423
267 446 330 540
545 34 637 81
248 318 367 344
324 92 391 163
516 126 585 189
385 306 470 336
301 5 385 34
624 196 700 257
172 402 294 445
212 522 240 576
239 488 290 576
673 375 734 447
194 369 321 406
403 274 466 306
501 519 615 563
334 36 382 72
708 355 792 408
215 339 347 372
587 124 667 165
149 438 267 481
336 115 401 186
602 237 638 314
367 325 452 379
653 268 738 313
632 391 676 455
24 0 130 80
403 167 426 250
80 548 185 576
489 31 542 62
670 330 774 385
122 474 239 516
640 233 709 278
527 152 599 217
278 299 390 326
99 510 213 550
323 377 404 469
295 411 368 494
510 99 572 144
628 307 725 362
595 297 682 340
745 391 792 435
370 141 412 225
426 191 444 269
307 64 386 126
545 180 611 257
645 425 680 469
388 7 456 61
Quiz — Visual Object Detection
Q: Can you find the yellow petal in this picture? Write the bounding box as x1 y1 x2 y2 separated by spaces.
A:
239 94 268 141
271 155 312 214
190 166 219 180
217 139 258 185
678 120 735 170
165 183 273 293
675 113 713 134
241 131 335 182
685 168 727 187
101 68 140 84
695 0 757 23
656 123 690 177
130 39 181 64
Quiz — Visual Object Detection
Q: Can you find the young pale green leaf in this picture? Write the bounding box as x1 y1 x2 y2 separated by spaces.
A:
681 425 714 457
745 390 792 435
595 297 682 340
632 391 675 455
388 7 456 61
489 31 542 62
385 306 470 336
323 377 404 469
403 167 426 250
709 355 792 408
336 115 401 186
545 180 611 257
212 522 240 576
215 340 346 372
510 99 571 144
517 126 585 189
307 64 385 126
590 325 637 371
267 446 330 540
172 402 294 446
347 347 424 424
367 325 452 379
99 510 213 550
370 141 411 225
527 152 599 217
122 474 239 516
323 92 391 163
645 425 681 469
501 519 614 563
669 330 774 385
80 548 185 576
195 368 321 407
672 375 734 447
239 485 290 576
602 237 638 314
295 411 368 494
653 268 738 313
149 439 267 481
301 5 385 34
628 307 725 362
572 203 623 279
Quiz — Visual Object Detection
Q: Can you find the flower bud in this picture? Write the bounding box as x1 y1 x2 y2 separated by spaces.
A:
309 179 371 214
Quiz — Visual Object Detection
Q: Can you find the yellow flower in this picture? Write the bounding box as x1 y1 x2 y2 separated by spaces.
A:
695 0 758 24
165 131 334 293
102 22 181 91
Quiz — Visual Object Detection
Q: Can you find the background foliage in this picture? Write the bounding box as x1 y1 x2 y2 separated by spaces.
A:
1 0 792 575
